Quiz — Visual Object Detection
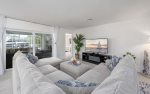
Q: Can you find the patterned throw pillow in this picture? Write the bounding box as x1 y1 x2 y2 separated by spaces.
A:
139 81 150 94
105 56 121 71
55 80 97 94
26 53 38 64
56 80 96 87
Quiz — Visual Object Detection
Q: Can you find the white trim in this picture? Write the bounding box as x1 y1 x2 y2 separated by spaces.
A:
3 17 6 72
0 15 6 75
6 27 54 34
2 30 6 71
52 34 56 57
6 17 53 27
6 18 54 33
32 32 35 56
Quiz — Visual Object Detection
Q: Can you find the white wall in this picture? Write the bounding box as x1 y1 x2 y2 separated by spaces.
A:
6 18 54 33
56 27 73 59
0 15 5 75
74 18 150 72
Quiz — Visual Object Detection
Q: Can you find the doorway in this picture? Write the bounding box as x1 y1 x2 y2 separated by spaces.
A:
65 33 72 59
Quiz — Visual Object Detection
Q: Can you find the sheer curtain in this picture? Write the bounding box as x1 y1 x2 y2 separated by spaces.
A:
52 27 58 57
0 15 5 75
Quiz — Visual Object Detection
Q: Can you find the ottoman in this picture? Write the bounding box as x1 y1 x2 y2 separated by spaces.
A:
60 61 96 79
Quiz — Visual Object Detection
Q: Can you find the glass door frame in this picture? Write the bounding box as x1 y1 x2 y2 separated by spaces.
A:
4 28 54 69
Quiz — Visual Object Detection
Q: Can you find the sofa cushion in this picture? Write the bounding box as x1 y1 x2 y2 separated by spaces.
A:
15 53 53 82
35 57 63 67
16 52 66 94
92 55 138 94
60 61 94 79
12 51 23 94
13 64 21 94
46 70 74 82
20 67 65 94
55 80 97 94
38 65 58 75
77 63 111 84
13 50 22 62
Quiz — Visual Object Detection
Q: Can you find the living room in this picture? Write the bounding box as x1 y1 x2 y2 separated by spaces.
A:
0 0 150 94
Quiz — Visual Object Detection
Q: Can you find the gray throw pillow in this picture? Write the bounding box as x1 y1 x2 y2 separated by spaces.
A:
26 53 38 64
105 56 121 71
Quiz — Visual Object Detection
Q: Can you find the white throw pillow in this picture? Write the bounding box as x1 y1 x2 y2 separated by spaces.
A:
92 55 138 94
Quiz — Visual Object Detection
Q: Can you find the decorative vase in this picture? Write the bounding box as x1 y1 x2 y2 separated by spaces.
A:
143 50 149 75
76 60 81 65
75 53 80 60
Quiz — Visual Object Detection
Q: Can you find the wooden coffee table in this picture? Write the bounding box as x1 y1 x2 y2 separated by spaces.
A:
60 61 96 79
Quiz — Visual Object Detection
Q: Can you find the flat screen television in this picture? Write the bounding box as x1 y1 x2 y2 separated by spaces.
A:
85 38 108 54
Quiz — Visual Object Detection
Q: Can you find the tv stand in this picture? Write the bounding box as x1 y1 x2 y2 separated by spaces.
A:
82 52 112 65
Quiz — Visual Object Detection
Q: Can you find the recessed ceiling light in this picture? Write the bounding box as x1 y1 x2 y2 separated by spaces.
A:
87 18 93 21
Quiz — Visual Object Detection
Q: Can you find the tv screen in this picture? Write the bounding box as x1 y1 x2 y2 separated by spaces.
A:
85 38 108 54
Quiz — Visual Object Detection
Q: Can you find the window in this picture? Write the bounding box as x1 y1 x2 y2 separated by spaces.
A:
6 31 33 69
35 33 52 59
6 31 33 50
5 31 52 69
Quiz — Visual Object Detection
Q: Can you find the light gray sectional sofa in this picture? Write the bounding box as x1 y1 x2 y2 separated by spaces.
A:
77 63 111 84
13 51 138 94
13 51 73 94
35 57 63 69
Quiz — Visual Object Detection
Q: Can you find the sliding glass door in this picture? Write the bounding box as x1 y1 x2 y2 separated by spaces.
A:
6 31 33 69
35 33 52 59
5 31 52 69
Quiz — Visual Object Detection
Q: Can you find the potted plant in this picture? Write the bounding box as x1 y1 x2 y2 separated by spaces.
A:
73 34 85 60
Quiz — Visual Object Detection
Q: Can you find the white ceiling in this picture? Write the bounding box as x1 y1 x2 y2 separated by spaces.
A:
0 0 150 29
